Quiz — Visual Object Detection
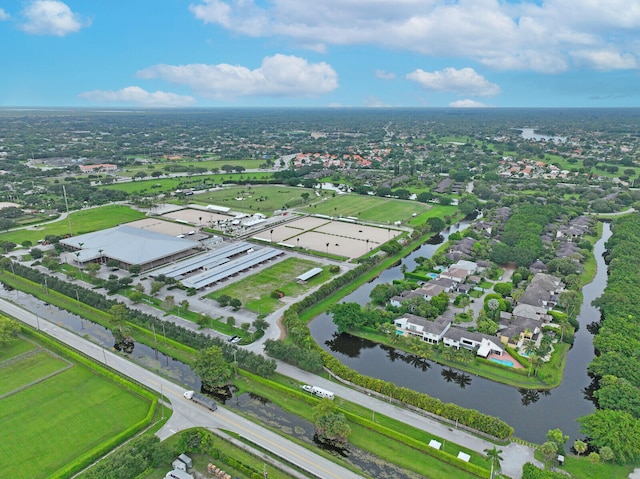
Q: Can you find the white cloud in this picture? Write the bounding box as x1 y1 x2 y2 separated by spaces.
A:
79 87 195 107
137 54 338 99
188 0 640 73
406 67 500 97
449 99 489 108
20 0 89 36
375 70 396 80
570 49 638 71
0 8 10 21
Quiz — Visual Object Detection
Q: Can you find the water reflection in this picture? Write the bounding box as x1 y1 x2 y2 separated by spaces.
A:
310 222 612 444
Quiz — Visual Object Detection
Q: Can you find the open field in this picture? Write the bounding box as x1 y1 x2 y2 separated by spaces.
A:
191 185 317 215
100 172 273 195
0 205 146 246
260 216 402 259
0 350 70 394
206 257 331 315
0 336 152 479
300 194 431 224
119 158 265 176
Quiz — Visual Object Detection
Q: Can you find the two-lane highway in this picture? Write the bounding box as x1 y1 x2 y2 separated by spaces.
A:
0 298 364 479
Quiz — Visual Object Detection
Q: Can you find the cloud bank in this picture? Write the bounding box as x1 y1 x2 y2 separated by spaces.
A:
188 0 640 73
79 86 195 107
137 54 338 99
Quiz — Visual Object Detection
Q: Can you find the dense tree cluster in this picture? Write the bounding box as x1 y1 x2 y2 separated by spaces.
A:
489 204 561 267
582 214 640 464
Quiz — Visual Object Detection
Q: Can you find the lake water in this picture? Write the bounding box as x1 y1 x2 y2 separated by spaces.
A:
310 222 611 444
520 127 567 143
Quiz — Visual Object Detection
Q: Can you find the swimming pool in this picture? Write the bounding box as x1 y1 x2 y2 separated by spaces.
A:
427 273 438 279
489 357 514 367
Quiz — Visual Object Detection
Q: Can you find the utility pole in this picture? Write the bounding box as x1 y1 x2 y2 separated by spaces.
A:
160 383 165 419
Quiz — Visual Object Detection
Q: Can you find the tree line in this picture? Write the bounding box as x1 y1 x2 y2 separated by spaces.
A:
582 215 640 464
0 260 276 378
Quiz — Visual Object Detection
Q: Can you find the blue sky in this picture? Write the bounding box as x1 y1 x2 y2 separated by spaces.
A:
2 0 640 108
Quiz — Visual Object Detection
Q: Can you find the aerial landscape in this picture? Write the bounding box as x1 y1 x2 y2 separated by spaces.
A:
1 2 640 479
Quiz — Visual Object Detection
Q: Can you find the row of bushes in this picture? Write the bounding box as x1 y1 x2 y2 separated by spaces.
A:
522 462 567 479
242 370 489 478
3 261 276 377
322 352 514 439
345 408 489 478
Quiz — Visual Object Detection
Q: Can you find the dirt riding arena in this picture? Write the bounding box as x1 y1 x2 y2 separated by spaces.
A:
127 218 193 236
255 216 402 259
161 208 231 225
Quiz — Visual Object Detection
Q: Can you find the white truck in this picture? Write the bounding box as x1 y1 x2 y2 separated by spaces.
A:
302 385 335 400
183 390 218 411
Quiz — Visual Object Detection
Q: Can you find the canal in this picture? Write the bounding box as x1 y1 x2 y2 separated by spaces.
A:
309 222 611 444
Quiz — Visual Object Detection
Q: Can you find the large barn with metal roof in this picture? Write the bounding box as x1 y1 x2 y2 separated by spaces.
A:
60 225 201 271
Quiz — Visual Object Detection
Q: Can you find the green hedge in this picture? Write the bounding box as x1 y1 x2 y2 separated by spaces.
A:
346 412 489 478
522 463 568 479
322 351 513 439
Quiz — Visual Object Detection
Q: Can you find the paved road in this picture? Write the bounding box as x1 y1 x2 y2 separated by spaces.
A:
276 361 541 479
1 298 364 479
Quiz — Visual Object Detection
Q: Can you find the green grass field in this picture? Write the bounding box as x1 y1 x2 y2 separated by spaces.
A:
101 172 273 196
207 257 331 315
0 205 146 246
0 337 152 479
191 184 316 215
300 194 431 224
119 158 265 176
0 350 69 394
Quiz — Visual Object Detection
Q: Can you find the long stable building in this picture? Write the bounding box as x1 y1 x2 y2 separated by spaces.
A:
60 225 201 271
151 241 284 290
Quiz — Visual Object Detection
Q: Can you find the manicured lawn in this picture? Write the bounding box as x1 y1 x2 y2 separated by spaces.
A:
119 158 265 176
102 172 273 195
300 194 431 224
0 350 69 395
191 184 313 215
0 341 152 479
0 337 36 362
0 205 146 245
561 454 635 479
206 258 329 315
408 204 459 226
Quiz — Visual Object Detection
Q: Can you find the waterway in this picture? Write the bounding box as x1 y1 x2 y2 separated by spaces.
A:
309 222 611 444
520 127 567 143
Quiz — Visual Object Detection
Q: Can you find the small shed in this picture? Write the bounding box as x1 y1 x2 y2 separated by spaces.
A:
178 454 193 468
172 459 187 472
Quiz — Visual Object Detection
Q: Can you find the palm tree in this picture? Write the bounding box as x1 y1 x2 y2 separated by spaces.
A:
443 346 457 362
484 446 503 479
529 354 542 377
